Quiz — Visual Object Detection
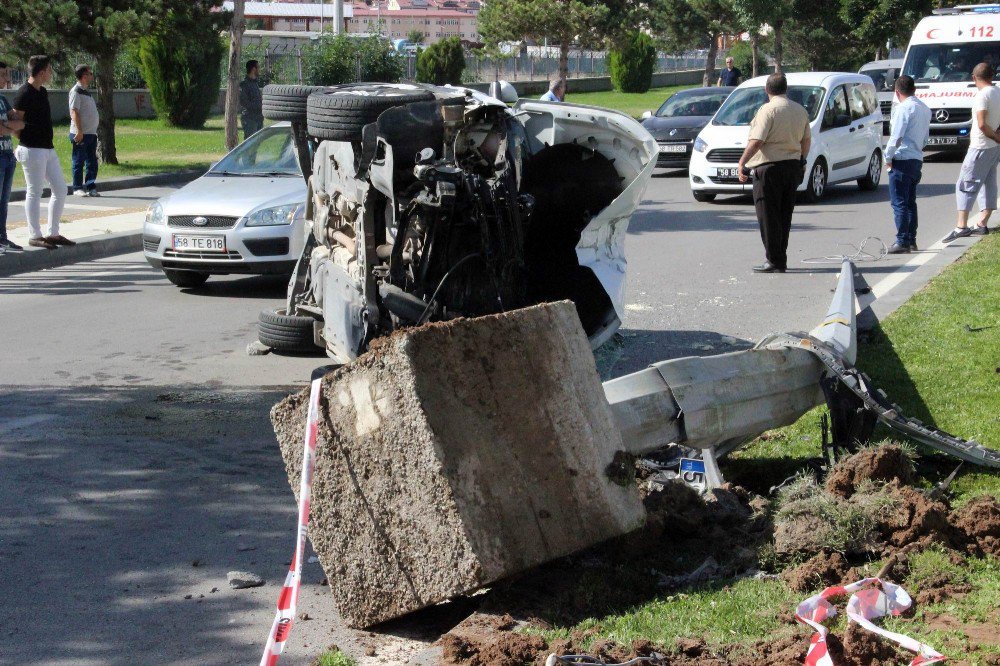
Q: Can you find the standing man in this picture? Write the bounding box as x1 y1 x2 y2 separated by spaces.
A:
69 64 100 197
13 55 73 250
239 60 263 141
0 62 26 252
540 78 566 102
945 62 1000 242
885 75 931 254
737 72 811 273
717 56 742 87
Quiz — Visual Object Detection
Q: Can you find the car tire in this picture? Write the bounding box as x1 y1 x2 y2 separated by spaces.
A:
802 158 827 203
692 191 716 203
164 270 209 288
306 84 435 141
262 84 329 122
857 150 882 191
258 308 318 352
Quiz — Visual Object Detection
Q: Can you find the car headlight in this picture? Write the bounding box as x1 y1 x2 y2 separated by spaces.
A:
145 201 165 225
693 137 708 153
245 204 299 227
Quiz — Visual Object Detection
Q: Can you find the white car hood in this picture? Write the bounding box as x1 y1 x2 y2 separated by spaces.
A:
697 123 754 150
160 175 306 217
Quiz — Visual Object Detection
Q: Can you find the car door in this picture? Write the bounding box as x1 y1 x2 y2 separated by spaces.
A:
846 81 880 176
820 85 856 181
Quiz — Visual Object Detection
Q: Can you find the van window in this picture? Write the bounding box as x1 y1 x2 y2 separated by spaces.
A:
849 82 878 120
713 85 825 126
823 86 851 130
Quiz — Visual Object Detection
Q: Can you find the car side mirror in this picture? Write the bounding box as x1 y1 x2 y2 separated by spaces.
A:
641 110 652 120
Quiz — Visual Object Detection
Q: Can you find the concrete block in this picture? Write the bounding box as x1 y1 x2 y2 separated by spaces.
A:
271 301 644 627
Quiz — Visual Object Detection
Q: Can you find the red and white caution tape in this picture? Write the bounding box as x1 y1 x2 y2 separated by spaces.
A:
260 378 323 666
795 577 946 666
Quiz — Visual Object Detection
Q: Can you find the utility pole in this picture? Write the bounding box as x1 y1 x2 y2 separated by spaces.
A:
334 0 344 34
224 0 246 151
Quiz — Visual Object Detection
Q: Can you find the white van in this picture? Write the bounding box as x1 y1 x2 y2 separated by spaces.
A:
689 72 884 203
859 58 903 132
897 5 1000 151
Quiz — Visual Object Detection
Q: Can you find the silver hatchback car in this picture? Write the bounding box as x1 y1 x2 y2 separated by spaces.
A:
142 122 307 288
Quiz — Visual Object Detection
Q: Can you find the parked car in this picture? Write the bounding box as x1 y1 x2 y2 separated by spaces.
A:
640 86 734 169
689 72 884 203
142 122 308 288
859 58 902 134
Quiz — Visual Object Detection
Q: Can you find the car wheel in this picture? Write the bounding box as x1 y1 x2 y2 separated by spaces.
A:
692 190 716 203
262 84 329 122
258 308 318 352
306 84 436 142
802 158 827 203
857 150 882 191
164 270 209 288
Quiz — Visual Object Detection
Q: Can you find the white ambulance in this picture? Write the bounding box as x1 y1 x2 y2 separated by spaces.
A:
897 4 1000 150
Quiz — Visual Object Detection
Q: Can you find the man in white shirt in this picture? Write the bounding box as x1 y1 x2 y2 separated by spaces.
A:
540 78 565 103
945 61 1000 242
68 64 100 197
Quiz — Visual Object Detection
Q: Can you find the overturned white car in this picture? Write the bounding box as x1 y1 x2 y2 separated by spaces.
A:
257 82 657 362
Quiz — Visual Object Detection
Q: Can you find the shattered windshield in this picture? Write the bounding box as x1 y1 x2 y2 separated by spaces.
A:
903 43 1000 83
712 86 824 126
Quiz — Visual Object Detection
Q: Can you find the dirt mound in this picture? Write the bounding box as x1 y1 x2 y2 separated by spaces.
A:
826 622 902 666
880 482 955 550
825 444 915 499
781 551 850 592
733 634 806 665
439 614 548 666
951 495 1000 557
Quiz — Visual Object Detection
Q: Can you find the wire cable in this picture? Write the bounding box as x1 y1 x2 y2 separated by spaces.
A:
801 236 888 265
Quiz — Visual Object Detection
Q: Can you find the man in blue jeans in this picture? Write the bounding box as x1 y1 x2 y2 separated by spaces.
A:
885 75 930 254
0 61 26 251
68 64 100 196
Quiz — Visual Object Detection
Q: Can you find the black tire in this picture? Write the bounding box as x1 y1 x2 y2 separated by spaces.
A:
693 190 716 203
802 158 827 203
262 84 329 121
258 308 318 352
857 150 882 191
306 84 435 141
164 270 209 288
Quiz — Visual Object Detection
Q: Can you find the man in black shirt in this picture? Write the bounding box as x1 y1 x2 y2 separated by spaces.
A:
12 55 73 249
717 57 742 87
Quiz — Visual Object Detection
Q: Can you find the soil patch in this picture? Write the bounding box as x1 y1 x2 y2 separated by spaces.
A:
781 552 850 593
951 495 1000 557
825 444 915 499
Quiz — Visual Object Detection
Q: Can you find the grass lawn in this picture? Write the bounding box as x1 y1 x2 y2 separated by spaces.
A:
530 234 1000 661
9 115 230 190
568 85 694 119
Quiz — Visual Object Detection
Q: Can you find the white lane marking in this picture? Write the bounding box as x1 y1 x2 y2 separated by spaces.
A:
0 414 57 434
868 238 949 301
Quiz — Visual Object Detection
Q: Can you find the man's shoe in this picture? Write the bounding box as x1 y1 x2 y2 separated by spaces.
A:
942 227 973 243
45 235 76 246
73 189 87 197
971 225 990 236
887 243 910 254
29 238 57 249
752 262 785 273
909 243 918 251
3 239 24 251
87 189 101 197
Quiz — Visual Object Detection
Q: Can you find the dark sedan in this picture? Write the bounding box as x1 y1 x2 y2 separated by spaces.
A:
640 87 735 169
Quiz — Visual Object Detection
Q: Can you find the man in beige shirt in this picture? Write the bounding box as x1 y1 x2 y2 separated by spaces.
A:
737 73 811 273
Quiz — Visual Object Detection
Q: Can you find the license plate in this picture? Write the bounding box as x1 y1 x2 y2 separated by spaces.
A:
927 136 958 146
679 458 706 492
716 167 740 178
172 235 226 252
659 144 687 153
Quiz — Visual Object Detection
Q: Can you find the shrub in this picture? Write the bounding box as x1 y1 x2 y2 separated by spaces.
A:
726 42 753 80
609 32 656 93
302 34 356 86
416 36 466 85
138 11 225 128
357 35 403 82
115 46 146 89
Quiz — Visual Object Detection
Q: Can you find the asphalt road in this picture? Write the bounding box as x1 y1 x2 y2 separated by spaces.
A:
0 152 987 665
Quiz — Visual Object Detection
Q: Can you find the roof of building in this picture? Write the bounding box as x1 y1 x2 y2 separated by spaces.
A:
222 2 354 18
352 4 474 17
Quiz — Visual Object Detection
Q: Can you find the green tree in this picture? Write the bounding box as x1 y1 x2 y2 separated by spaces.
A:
784 0 861 71
731 0 794 73
651 0 738 86
407 29 425 44
840 0 933 61
478 0 610 81
139 9 226 128
303 34 357 85
357 35 403 82
0 0 225 164
609 31 656 92
416 36 466 85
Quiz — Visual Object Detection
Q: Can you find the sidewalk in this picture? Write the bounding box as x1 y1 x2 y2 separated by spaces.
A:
7 169 201 202
0 209 146 277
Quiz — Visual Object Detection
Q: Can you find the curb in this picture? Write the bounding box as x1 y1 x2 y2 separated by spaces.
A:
0 230 141 277
8 169 203 202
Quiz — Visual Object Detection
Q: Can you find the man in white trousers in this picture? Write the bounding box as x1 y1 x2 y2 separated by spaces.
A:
12 55 74 250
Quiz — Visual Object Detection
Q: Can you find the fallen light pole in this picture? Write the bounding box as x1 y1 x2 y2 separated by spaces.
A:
269 258 998 629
